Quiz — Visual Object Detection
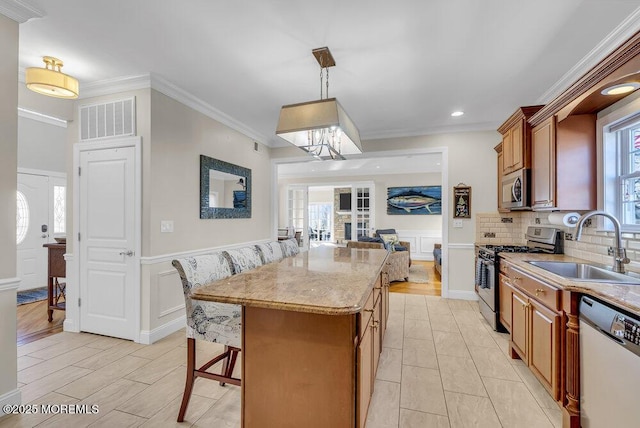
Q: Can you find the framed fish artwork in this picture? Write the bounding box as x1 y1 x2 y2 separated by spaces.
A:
386 186 442 215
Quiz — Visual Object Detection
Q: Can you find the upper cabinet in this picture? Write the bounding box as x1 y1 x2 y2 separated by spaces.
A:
531 115 596 210
497 106 544 175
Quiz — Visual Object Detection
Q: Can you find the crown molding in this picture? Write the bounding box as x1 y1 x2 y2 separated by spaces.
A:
149 74 269 145
78 74 152 99
0 0 43 23
77 72 270 146
536 6 640 104
17 107 67 128
530 28 640 127
360 120 500 141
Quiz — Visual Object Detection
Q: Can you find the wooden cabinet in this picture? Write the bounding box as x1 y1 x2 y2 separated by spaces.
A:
497 106 543 175
357 274 386 428
498 273 513 332
531 114 597 210
495 143 509 212
502 261 562 401
511 287 528 360
529 299 561 399
43 243 66 322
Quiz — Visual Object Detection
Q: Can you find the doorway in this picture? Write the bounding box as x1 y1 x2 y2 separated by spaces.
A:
274 149 447 296
16 170 67 344
72 137 142 341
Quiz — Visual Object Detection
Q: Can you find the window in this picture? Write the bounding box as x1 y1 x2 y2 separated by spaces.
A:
16 191 29 244
53 185 66 234
308 203 332 241
603 111 640 230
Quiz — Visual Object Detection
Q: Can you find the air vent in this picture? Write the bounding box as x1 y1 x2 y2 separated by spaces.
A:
80 97 136 141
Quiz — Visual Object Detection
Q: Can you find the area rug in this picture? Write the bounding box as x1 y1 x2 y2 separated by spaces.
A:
408 263 429 283
17 287 48 305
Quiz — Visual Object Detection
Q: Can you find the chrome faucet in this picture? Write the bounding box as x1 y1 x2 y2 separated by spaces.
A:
575 211 630 273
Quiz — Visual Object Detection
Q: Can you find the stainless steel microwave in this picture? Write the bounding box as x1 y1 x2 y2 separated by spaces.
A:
501 169 530 210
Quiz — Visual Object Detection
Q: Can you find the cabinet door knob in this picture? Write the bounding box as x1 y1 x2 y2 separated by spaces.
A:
535 288 545 296
514 276 522 281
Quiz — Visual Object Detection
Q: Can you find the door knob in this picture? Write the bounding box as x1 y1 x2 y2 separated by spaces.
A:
119 250 135 257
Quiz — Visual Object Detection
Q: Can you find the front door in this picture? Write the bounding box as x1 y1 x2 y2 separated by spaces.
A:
79 145 137 340
17 173 50 291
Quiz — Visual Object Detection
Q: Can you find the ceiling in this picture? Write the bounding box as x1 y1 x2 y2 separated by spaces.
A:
15 0 640 148
278 153 442 178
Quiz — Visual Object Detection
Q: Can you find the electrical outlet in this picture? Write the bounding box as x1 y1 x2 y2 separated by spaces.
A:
535 218 541 224
161 220 174 233
501 217 513 223
608 247 614 256
484 232 496 238
453 219 463 228
565 232 573 241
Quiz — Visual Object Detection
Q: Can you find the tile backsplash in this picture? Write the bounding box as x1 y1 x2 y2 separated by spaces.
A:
476 211 640 274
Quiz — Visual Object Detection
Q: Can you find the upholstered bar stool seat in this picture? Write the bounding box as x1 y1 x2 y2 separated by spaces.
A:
172 252 242 422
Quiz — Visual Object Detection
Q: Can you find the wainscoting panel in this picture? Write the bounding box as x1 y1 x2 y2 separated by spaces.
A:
396 229 442 261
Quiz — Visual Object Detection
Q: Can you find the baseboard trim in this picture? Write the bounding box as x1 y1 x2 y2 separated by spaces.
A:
445 290 477 301
0 389 22 412
138 315 185 345
63 319 79 333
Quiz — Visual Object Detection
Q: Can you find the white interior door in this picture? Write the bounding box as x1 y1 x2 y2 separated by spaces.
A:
17 173 50 291
79 146 137 340
352 182 375 239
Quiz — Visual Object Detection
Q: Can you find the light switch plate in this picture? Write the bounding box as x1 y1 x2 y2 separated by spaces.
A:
453 219 463 228
161 220 174 233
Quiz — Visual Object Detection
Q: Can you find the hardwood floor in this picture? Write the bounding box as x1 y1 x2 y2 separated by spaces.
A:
389 260 441 296
17 299 64 346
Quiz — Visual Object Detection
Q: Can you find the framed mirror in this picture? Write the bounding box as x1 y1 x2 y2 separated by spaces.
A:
200 155 251 219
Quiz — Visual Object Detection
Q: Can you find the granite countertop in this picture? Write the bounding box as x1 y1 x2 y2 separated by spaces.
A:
191 246 389 315
499 253 640 316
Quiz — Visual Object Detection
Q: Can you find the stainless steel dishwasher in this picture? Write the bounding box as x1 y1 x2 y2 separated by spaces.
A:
579 296 640 428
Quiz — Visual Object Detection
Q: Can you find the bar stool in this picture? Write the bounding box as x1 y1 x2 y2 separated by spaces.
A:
172 253 242 422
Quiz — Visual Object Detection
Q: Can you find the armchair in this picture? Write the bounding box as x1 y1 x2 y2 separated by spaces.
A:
347 241 409 282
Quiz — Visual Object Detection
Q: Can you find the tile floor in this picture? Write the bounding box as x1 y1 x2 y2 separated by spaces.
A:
1 293 561 427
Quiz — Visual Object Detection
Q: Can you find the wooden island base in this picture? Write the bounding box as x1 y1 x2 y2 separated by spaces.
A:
242 306 357 428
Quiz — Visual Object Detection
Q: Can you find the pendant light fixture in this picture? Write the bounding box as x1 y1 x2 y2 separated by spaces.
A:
276 47 362 160
26 56 79 99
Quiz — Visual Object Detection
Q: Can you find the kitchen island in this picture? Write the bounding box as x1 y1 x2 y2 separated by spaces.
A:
191 246 389 428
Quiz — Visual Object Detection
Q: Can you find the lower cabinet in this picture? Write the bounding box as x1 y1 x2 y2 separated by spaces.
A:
357 273 387 428
503 262 562 401
499 274 513 332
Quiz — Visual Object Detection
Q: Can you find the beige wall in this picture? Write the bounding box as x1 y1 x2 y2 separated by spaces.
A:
278 172 443 233
64 88 273 338
18 85 74 121
18 116 67 172
0 12 19 405
148 90 272 255
274 130 499 297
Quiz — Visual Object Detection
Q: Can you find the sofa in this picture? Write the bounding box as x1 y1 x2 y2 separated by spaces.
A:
347 240 410 282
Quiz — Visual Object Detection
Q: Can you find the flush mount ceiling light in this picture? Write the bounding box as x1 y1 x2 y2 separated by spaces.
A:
26 56 79 99
451 111 464 117
276 47 362 160
601 82 640 96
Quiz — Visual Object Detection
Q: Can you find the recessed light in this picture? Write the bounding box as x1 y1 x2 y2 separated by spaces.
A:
601 83 640 96
451 111 464 117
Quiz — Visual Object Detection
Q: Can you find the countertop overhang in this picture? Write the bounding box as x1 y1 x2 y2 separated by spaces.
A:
499 253 640 316
191 246 389 315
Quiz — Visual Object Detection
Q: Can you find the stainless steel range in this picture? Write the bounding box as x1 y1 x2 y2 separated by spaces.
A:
475 226 563 331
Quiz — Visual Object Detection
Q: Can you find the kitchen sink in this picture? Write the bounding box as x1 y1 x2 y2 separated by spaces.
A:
526 261 640 285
